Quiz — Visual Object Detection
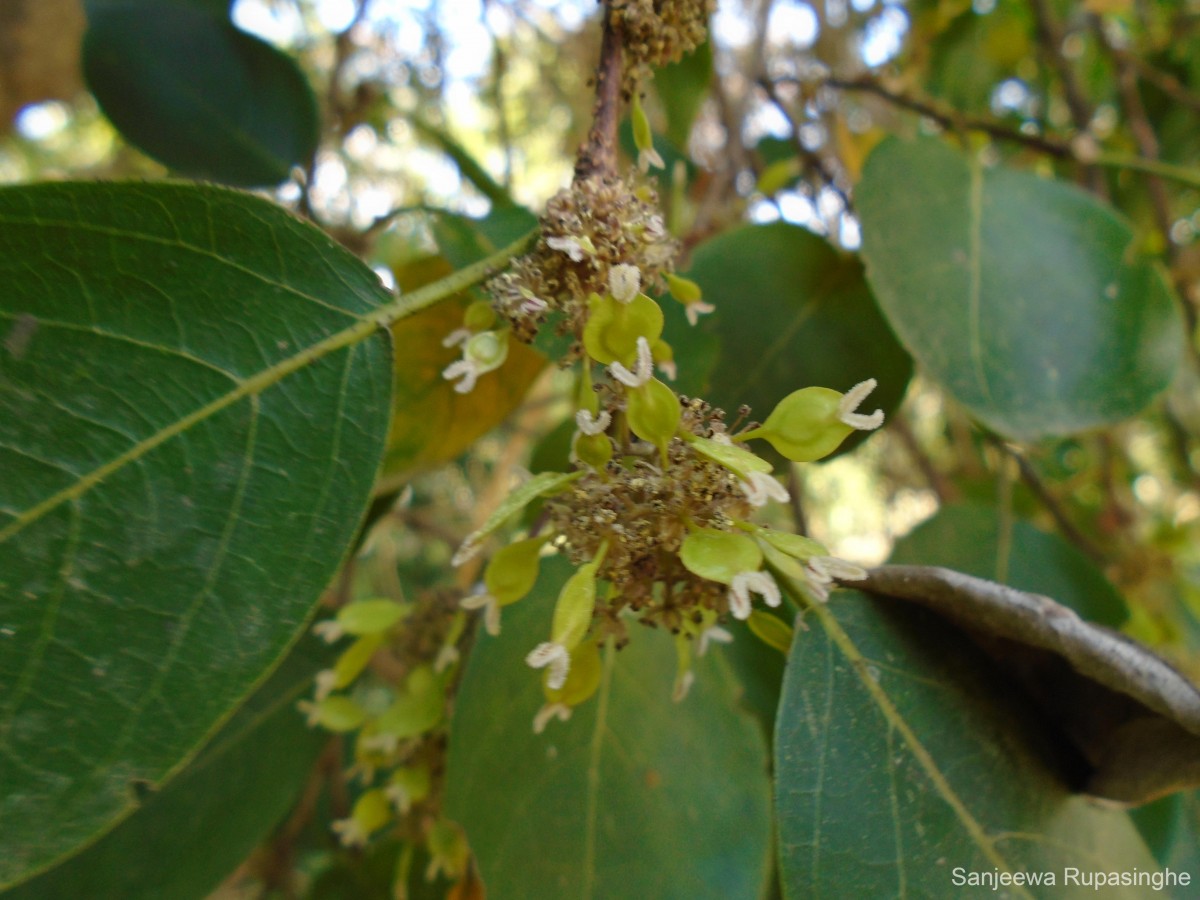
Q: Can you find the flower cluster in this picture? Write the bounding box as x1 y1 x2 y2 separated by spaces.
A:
435 2 883 735
451 242 885 725
481 174 681 349
612 0 715 93
297 591 470 882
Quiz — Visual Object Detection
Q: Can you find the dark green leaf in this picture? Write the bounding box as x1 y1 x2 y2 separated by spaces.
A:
889 503 1127 627
857 137 1184 441
776 592 1160 898
1131 792 1200 871
686 222 912 459
0 182 392 886
82 4 319 186
445 558 772 899
1 637 331 900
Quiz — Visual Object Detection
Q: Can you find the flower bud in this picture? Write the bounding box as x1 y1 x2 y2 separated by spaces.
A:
679 529 764 585
386 764 432 813
371 664 444 740
332 788 391 847
327 633 385 693
543 638 603 707
571 429 614 470
747 610 794 653
664 272 703 304
463 299 497 331
333 598 411 637
740 386 853 462
582 292 664 365
300 695 368 732
631 92 664 171
551 556 603 650
483 536 546 607
626 377 681 458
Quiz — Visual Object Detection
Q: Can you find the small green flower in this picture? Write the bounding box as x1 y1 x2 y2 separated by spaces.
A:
525 545 607 690
332 788 391 848
740 379 884 461
461 535 548 635
442 328 511 394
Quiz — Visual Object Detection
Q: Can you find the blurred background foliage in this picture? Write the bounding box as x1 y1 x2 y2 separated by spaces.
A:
3 0 1200 896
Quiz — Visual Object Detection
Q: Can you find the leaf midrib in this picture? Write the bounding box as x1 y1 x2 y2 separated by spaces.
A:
802 589 1033 899
0 229 537 547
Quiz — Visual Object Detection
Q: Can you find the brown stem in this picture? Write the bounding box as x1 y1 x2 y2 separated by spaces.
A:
988 436 1107 564
808 75 1073 158
1026 0 1107 193
575 2 625 181
756 78 851 209
889 413 958 505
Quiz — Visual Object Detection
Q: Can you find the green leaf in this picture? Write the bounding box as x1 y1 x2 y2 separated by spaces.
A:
82 3 319 186
654 41 713 149
0 182 393 886
1131 791 1200 871
0 637 331 900
857 137 1185 441
888 503 1128 627
776 592 1160 898
686 223 912 460
445 559 772 898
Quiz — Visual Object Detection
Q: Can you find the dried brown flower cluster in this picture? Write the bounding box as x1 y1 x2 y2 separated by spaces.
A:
545 397 752 638
612 0 715 92
485 174 677 346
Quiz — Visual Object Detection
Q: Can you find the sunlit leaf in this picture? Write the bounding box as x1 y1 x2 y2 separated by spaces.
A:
381 256 544 482
857 136 1184 441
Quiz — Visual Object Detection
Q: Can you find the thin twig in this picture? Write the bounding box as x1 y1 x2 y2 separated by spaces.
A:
1115 46 1200 116
805 75 1072 158
1026 0 1107 193
575 1 624 181
989 436 1107 564
756 78 850 209
888 413 957 505
1095 22 1174 251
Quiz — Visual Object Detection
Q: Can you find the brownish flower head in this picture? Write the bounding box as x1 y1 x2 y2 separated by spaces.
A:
485 174 678 349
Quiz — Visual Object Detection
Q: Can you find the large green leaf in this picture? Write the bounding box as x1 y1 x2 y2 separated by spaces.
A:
776 592 1162 898
686 223 912 458
445 558 772 899
82 2 319 186
857 137 1184 441
889 503 1127 627
1 636 331 900
0 182 392 886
